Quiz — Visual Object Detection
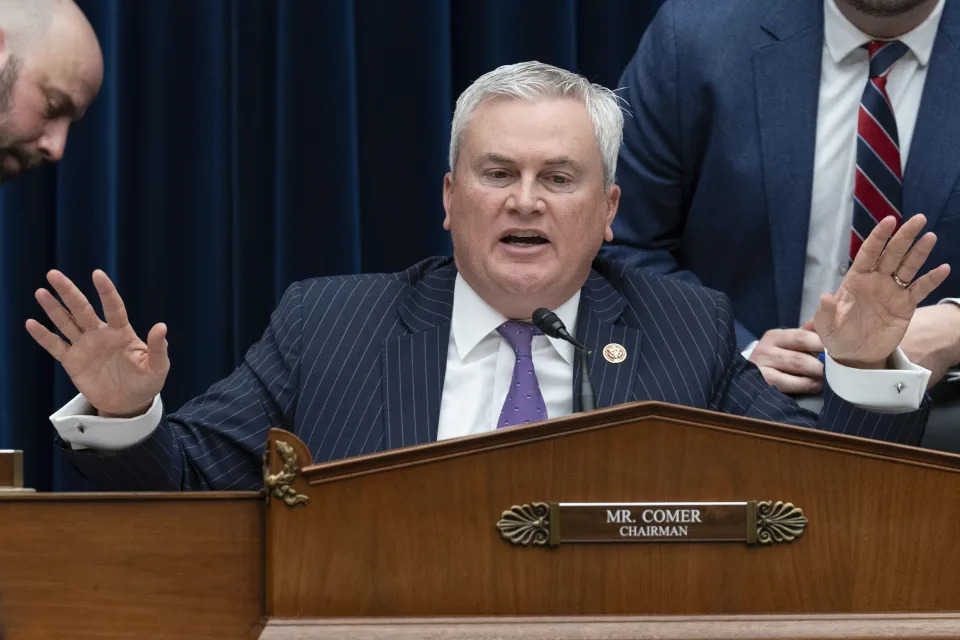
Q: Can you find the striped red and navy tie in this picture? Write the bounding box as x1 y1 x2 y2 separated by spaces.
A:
851 40 909 260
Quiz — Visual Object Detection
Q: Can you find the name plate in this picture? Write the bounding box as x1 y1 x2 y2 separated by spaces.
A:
497 501 806 547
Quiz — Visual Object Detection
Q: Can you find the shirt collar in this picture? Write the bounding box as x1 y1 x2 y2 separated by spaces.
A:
451 273 580 366
824 0 943 67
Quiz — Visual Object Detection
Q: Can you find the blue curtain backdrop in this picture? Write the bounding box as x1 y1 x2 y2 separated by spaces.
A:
0 0 663 490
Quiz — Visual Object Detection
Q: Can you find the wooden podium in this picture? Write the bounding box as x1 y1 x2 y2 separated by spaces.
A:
2 402 960 639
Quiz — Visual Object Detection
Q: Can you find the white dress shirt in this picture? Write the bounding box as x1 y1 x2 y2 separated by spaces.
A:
51 272 931 451
436 274 578 439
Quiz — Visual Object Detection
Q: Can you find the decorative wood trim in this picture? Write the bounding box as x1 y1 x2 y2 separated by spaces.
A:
264 429 315 619
258 613 960 639
263 438 310 507
298 402 960 484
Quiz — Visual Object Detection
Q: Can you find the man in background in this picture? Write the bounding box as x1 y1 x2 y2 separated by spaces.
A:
605 0 960 402
0 0 102 184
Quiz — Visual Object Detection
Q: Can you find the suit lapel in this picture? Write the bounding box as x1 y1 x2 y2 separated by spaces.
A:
382 263 455 450
754 0 824 328
572 271 643 412
903 3 960 230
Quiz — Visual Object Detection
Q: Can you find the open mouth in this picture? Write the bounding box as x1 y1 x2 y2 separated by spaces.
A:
500 230 549 248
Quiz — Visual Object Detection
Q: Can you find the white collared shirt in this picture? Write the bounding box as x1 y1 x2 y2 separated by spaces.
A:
436 274 578 440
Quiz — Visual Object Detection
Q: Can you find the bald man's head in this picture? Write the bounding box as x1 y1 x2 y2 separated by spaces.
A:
0 0 103 184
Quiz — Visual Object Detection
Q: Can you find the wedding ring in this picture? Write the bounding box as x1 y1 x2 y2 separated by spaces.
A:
891 272 911 289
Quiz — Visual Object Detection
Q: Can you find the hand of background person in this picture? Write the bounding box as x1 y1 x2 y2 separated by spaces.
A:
900 303 960 386
748 319 824 394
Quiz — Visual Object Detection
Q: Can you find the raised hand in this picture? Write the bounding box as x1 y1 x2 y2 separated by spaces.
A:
25 270 169 417
814 214 950 369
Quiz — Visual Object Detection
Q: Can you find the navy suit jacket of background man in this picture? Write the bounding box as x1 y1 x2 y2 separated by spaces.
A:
62 257 928 491
603 0 960 349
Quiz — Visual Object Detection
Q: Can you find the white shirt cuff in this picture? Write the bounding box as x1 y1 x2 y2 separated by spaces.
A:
49 394 164 451
824 348 930 413
741 340 759 360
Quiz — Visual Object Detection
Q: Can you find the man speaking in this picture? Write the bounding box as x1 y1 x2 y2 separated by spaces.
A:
26 62 947 491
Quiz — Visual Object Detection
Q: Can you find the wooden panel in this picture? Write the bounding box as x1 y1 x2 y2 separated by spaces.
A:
265 402 960 617
0 451 23 488
0 493 263 639
300 402 960 482
259 614 960 639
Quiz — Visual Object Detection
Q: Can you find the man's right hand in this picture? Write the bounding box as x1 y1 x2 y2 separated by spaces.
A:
748 321 824 395
25 269 169 418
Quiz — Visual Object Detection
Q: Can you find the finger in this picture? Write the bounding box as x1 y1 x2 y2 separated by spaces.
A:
24 318 69 361
779 329 823 353
813 293 838 337
146 323 170 374
851 216 896 273
759 367 824 395
34 288 83 342
817 292 837 319
909 263 951 306
92 269 129 329
893 231 936 283
876 214 927 276
801 318 815 331
46 270 103 330
769 347 824 378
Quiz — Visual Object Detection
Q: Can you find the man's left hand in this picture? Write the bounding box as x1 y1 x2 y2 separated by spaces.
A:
814 214 951 369
901 304 960 386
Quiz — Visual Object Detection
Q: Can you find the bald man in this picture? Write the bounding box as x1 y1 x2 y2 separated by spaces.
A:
0 0 102 184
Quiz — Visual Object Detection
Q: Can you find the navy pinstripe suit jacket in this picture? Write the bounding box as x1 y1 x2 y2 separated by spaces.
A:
65 257 928 490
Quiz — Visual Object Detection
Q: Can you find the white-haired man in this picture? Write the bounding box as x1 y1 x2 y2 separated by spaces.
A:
28 62 947 490
0 0 102 183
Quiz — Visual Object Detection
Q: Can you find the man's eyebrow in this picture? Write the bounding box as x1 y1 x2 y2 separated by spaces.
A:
544 157 582 171
482 153 515 165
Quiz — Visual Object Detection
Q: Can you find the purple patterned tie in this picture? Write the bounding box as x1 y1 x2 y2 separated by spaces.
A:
497 321 548 428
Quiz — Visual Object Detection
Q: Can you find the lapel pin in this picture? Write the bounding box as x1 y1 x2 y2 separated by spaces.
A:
602 343 627 364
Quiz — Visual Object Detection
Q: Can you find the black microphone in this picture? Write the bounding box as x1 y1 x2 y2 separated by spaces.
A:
531 308 596 412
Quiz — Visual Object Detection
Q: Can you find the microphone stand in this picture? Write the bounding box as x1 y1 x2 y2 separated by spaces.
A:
579 349 596 412
531 307 597 413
